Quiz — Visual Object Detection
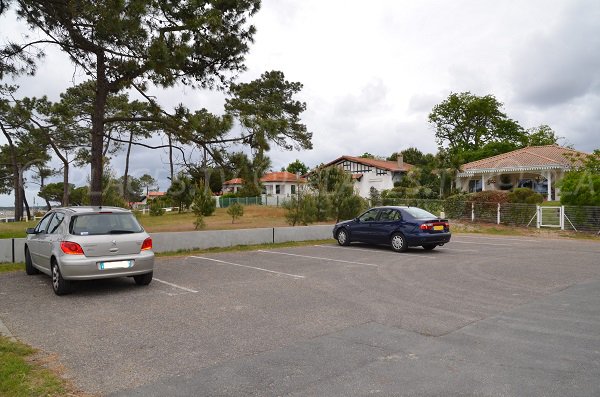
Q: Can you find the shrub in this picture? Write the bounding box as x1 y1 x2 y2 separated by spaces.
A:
282 193 317 226
507 188 544 204
192 184 217 216
227 202 244 224
149 199 165 216
193 214 206 230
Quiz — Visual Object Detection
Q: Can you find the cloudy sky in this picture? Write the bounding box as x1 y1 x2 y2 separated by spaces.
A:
1 0 599 206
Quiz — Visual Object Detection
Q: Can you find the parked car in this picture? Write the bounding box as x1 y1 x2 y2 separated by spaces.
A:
517 178 548 195
24 206 154 295
332 206 451 252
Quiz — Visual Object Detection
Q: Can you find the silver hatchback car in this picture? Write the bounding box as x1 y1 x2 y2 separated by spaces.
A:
25 206 155 295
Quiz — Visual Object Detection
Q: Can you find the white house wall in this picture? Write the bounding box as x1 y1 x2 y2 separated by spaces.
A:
355 173 395 197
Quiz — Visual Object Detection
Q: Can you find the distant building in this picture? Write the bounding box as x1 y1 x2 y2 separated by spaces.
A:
319 155 413 198
456 145 588 201
259 171 306 196
222 178 244 194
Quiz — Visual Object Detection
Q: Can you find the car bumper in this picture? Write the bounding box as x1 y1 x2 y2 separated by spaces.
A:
58 250 155 280
407 232 451 246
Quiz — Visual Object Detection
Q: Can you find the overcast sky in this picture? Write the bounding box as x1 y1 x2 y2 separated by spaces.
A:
1 0 599 206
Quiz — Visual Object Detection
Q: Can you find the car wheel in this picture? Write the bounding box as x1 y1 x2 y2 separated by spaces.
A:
422 244 437 251
133 271 153 286
336 229 350 246
51 260 72 296
390 233 408 252
25 247 39 275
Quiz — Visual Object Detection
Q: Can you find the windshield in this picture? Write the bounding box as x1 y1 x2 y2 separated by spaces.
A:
70 213 144 235
403 207 437 220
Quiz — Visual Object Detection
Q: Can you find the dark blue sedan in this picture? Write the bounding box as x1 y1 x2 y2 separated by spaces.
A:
332 206 451 252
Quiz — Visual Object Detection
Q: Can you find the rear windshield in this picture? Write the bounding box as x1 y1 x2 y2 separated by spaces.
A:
70 213 144 235
403 207 437 220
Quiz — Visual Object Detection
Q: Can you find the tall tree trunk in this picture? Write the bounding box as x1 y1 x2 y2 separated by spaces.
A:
63 161 69 206
22 186 31 220
123 131 134 203
168 132 174 181
90 53 109 206
0 122 23 220
39 171 51 210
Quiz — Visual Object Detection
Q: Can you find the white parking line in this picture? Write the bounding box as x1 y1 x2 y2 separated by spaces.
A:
315 244 478 254
153 278 198 293
451 241 511 246
455 236 539 243
189 256 305 279
258 250 379 267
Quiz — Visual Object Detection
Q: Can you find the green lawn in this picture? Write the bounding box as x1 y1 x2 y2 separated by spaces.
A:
0 263 24 273
0 336 71 397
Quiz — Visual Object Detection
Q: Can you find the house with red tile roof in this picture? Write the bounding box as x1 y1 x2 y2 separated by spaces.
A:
259 171 306 196
222 178 244 194
221 172 306 198
320 155 413 197
456 145 588 201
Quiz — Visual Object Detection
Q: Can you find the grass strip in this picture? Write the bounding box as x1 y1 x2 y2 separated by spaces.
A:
0 263 24 274
0 336 68 397
155 239 336 258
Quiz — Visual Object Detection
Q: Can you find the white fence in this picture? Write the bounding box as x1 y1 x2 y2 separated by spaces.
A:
380 199 600 234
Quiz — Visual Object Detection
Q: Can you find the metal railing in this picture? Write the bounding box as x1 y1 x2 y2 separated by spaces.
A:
376 198 600 233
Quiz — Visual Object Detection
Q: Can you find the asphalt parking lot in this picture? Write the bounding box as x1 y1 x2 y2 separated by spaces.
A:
1 234 600 396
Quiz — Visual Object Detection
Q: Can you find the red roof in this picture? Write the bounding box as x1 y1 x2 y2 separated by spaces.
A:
260 171 306 183
148 191 166 197
223 178 244 185
461 145 588 171
323 155 413 172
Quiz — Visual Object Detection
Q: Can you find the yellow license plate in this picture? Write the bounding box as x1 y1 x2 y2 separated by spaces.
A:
433 225 444 231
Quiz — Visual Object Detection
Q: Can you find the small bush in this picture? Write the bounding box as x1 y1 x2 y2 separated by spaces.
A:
149 200 165 216
507 188 544 204
193 214 206 230
227 202 244 224
193 185 217 216
282 194 318 226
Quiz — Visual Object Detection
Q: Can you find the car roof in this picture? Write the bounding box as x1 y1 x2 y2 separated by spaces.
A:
57 206 132 214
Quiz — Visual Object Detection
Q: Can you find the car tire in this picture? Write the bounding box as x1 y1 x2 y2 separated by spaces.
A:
336 228 350 246
422 244 437 251
390 233 408 252
134 272 153 286
51 260 72 296
25 247 39 275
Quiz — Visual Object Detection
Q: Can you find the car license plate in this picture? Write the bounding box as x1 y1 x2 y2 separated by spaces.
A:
433 225 444 231
98 260 133 270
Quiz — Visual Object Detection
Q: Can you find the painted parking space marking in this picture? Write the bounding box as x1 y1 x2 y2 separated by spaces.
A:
189 256 305 279
451 241 512 246
455 236 540 243
258 250 379 267
153 278 198 293
315 244 479 254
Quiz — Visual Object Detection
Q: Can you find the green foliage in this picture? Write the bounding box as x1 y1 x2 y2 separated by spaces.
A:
525 125 560 146
429 92 525 153
139 174 157 195
192 183 216 217
225 70 312 155
286 159 309 175
559 150 600 206
4 0 261 205
193 214 206 230
149 199 165 216
507 188 544 204
469 190 510 204
227 202 244 224
282 193 317 226
167 174 195 213
369 187 382 206
359 152 375 159
38 182 73 206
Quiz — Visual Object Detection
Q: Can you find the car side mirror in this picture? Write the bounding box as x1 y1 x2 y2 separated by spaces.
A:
26 227 37 234
354 217 360 222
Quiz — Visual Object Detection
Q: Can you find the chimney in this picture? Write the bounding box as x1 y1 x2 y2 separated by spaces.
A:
397 153 404 170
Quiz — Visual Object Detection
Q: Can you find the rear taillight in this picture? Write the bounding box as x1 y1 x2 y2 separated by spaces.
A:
60 241 84 255
141 238 152 251
420 223 433 230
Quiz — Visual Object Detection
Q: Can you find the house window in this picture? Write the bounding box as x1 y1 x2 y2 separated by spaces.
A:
291 184 296 194
276 185 281 194
376 168 387 175
468 179 482 193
